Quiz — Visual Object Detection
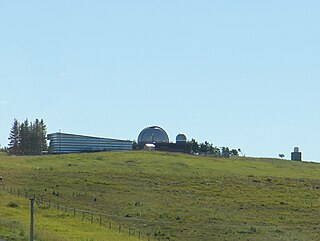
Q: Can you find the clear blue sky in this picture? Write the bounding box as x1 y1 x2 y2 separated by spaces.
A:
1 1 319 161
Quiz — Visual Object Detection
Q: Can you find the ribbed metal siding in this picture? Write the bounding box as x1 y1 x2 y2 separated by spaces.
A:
47 133 133 154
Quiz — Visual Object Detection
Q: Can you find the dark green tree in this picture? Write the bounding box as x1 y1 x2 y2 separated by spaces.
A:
190 139 199 153
39 119 48 152
199 141 211 154
19 119 30 155
230 149 239 156
221 147 230 157
209 145 221 156
8 119 20 154
8 118 48 155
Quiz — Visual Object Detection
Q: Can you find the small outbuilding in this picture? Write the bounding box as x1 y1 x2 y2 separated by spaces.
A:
291 147 302 161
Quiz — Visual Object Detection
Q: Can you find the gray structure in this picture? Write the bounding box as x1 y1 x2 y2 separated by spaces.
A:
291 147 302 161
47 132 132 154
176 133 187 144
137 126 169 145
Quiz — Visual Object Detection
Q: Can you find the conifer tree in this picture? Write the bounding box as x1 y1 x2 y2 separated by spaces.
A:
39 119 48 152
8 118 48 155
8 119 20 154
19 119 30 155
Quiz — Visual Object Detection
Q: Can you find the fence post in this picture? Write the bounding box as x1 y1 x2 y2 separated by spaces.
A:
82 211 85 221
109 221 111 230
138 230 141 239
99 215 102 227
30 198 35 241
49 199 51 208
73 208 76 217
129 228 131 236
57 202 60 210
91 213 93 223
119 225 121 233
147 233 150 241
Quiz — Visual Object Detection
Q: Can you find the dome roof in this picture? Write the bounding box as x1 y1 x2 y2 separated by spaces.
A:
176 133 187 143
138 126 169 145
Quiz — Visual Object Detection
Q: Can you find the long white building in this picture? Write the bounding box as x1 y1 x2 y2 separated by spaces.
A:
47 132 133 154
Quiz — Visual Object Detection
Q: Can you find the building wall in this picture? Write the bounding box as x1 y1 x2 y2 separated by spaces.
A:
47 133 133 154
155 143 191 153
291 152 302 161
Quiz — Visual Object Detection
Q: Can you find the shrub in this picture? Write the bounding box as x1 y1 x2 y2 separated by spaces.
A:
7 201 18 208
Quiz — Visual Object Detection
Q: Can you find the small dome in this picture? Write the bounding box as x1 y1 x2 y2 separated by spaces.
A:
138 126 169 145
294 147 299 153
176 133 187 143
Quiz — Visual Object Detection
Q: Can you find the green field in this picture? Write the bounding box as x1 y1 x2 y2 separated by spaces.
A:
1 151 320 240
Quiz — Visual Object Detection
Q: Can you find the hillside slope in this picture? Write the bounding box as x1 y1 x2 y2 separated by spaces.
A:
1 151 320 240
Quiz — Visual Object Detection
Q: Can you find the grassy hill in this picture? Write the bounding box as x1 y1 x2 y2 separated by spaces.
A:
1 151 320 240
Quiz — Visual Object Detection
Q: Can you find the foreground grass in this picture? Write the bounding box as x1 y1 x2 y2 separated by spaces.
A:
0 194 141 241
1 151 320 240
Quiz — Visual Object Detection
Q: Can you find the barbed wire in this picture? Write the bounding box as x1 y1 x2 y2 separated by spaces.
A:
2 184 319 241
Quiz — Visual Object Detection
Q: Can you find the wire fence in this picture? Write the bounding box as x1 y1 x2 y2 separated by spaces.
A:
2 183 317 241
0 184 170 241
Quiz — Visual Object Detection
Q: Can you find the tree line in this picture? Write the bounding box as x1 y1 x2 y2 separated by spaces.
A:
189 139 240 157
8 118 48 155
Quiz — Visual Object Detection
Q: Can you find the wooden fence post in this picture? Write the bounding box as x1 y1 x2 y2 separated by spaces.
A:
30 198 35 241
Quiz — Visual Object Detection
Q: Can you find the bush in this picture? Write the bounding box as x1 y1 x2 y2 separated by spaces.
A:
7 201 18 208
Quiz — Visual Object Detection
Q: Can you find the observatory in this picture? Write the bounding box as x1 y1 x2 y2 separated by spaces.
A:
137 126 169 145
136 126 191 153
291 147 302 161
176 133 187 144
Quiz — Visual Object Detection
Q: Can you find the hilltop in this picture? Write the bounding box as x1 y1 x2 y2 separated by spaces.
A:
1 151 320 240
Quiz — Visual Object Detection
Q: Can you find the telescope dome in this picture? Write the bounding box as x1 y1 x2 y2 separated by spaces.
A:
138 126 169 145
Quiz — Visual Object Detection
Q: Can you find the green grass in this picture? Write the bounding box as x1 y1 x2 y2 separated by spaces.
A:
0 194 141 241
1 151 320 240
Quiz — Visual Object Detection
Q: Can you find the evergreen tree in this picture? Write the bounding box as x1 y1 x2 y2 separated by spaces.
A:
8 119 20 154
221 147 230 157
209 145 221 157
8 118 48 155
199 141 211 154
39 119 48 152
190 139 199 153
31 119 41 154
19 120 30 155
